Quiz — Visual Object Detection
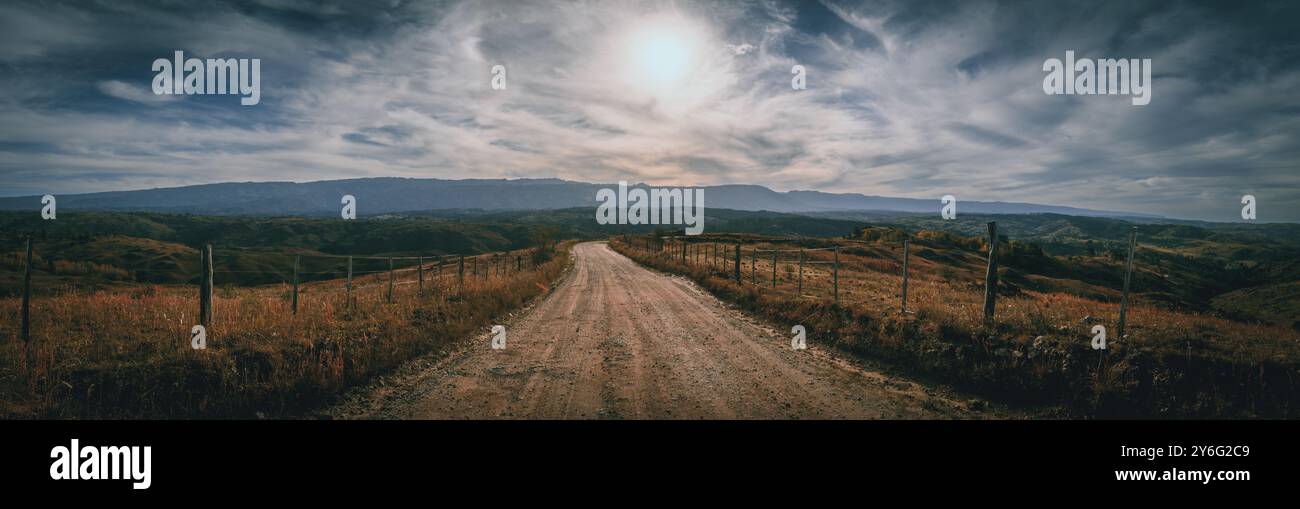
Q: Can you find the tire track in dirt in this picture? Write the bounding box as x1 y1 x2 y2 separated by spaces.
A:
329 242 1002 420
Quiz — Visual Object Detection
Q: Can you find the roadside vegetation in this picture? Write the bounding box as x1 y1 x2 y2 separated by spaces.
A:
0 227 571 418
611 232 1299 418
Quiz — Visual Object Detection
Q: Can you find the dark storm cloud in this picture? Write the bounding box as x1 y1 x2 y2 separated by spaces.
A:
0 0 1297 221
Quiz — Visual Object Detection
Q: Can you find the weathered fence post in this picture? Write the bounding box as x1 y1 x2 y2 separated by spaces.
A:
387 257 394 303
983 222 999 323
21 236 32 342
901 239 910 313
458 255 465 288
833 246 840 305
1117 228 1138 338
797 249 805 295
199 243 213 328
734 243 741 281
751 248 757 283
346 256 353 310
291 254 299 315
418 255 424 294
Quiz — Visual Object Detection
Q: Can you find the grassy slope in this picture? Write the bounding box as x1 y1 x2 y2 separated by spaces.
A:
0 211 552 293
0 244 571 419
612 234 1299 418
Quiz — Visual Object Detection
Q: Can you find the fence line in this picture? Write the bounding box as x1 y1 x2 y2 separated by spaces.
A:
8 237 549 342
617 222 1141 324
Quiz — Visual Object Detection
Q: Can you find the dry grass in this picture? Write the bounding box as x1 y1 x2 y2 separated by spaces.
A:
614 237 1300 418
0 246 571 418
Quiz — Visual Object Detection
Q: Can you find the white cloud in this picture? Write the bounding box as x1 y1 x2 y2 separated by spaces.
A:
97 80 177 104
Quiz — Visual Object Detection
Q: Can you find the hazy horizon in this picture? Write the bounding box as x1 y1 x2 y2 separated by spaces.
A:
0 174 1259 222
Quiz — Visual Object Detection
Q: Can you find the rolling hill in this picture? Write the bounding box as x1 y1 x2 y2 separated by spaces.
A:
0 177 1158 218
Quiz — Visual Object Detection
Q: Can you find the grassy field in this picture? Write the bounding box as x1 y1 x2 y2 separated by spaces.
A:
0 244 571 419
611 234 1300 418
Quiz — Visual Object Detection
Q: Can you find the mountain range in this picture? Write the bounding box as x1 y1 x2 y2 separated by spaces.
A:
0 177 1161 218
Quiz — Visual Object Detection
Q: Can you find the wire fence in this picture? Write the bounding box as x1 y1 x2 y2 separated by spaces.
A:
3 235 548 342
616 223 1142 333
620 234 848 303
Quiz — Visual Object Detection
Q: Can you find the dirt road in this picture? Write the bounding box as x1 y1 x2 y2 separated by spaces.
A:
329 242 997 419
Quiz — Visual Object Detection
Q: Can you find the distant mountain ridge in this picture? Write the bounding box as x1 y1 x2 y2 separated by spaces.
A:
0 177 1161 218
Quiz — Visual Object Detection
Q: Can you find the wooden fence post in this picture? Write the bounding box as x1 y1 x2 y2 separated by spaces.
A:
458 255 465 288
1117 228 1138 338
797 249 804 294
983 222 999 323
346 256 353 310
418 255 424 294
387 257 394 304
901 239 910 313
833 246 840 305
199 243 213 328
733 243 741 282
21 236 32 342
751 248 757 283
291 254 299 315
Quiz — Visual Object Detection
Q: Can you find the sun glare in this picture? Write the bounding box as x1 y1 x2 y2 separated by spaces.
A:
621 17 706 98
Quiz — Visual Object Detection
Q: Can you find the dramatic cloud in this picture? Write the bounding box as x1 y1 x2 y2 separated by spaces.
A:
0 0 1297 221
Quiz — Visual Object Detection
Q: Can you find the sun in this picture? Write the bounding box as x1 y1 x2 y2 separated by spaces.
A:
620 16 706 99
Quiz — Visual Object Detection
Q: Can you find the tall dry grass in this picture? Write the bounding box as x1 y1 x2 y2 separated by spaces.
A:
613 237 1299 418
0 246 571 418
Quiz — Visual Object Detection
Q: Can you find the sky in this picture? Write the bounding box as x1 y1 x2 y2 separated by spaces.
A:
0 0 1298 221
